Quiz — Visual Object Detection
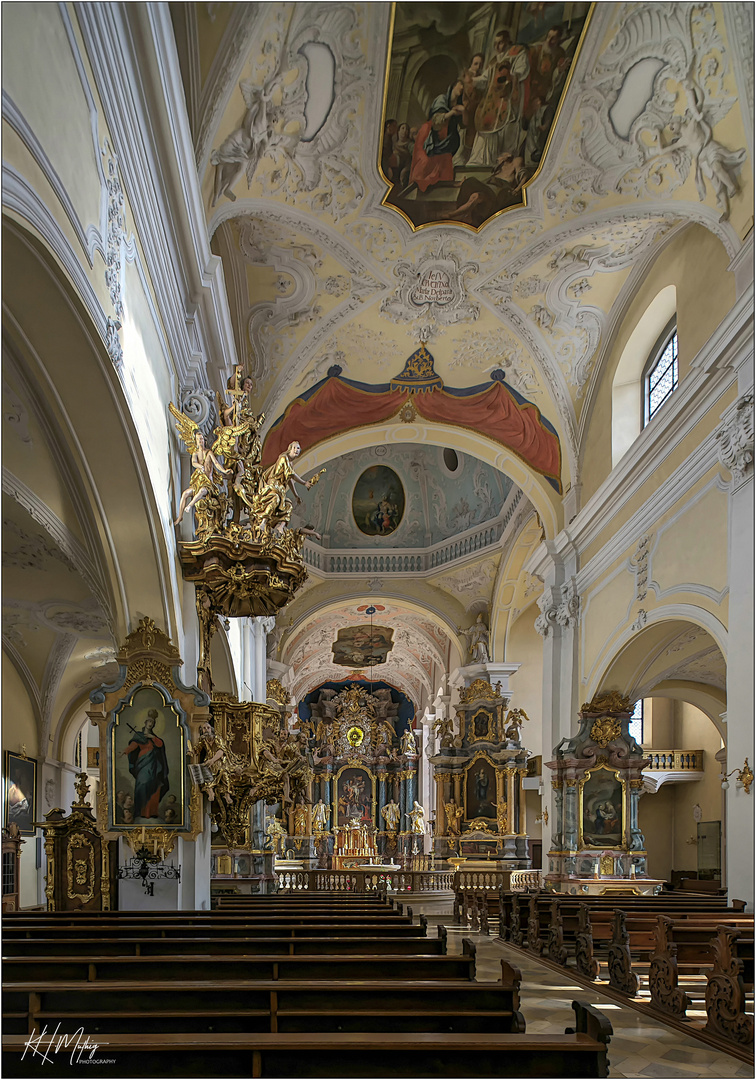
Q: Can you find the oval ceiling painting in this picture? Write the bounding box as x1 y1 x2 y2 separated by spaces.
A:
352 465 405 537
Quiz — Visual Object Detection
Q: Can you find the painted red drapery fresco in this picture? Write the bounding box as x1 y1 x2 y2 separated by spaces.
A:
261 374 561 492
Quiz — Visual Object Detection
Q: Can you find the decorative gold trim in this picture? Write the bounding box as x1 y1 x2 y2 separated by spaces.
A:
465 817 497 835
266 678 289 706
590 717 622 748
66 833 95 904
459 679 501 704
581 690 631 716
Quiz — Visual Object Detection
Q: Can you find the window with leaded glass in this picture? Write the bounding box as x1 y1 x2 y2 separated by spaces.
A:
629 699 644 745
644 322 678 425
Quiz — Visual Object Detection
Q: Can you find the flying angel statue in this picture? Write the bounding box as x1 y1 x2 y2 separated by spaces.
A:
168 402 244 525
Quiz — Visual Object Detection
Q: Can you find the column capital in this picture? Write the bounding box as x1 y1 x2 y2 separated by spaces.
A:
716 391 754 485
535 584 561 638
555 577 581 631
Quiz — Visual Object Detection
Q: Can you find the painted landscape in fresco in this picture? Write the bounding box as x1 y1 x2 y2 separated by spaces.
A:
381 2 591 228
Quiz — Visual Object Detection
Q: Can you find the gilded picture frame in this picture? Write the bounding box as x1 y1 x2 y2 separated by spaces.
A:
379 1 594 232
333 764 377 829
4 750 37 836
463 751 497 822
578 764 627 850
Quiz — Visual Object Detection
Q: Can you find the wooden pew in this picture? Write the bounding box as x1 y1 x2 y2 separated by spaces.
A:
2 1000 613 1077
3 928 449 958
3 920 429 940
2 942 478 983
3 964 522 1037
649 916 754 1033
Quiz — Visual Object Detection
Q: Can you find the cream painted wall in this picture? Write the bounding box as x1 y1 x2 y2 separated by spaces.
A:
640 699 723 883
582 225 737 503
507 609 544 760
2 652 39 760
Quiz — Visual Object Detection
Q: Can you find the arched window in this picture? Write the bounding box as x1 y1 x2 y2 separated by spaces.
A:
611 285 676 466
643 320 678 426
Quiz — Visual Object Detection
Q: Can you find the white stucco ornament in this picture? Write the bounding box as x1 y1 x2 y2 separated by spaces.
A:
381 245 479 326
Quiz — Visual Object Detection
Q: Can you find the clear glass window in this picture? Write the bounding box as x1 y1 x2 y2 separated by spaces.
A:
629 699 644 745
644 326 678 425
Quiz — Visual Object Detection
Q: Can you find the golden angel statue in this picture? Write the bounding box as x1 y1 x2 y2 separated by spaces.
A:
249 440 324 535
444 799 464 836
169 402 243 537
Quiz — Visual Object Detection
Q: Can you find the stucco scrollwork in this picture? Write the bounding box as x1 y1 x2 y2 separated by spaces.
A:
381 245 479 326
546 3 746 221
535 584 561 638
715 393 754 483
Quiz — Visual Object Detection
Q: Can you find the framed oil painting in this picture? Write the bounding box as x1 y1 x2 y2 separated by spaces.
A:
352 465 405 536
4 751 37 836
108 685 189 831
580 765 626 849
381 2 591 230
332 625 394 668
335 766 375 827
465 755 496 820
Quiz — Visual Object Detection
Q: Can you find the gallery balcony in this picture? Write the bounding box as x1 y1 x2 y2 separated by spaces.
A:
303 488 523 576
642 749 705 793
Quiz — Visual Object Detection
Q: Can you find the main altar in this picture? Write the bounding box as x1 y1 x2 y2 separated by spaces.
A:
277 683 423 867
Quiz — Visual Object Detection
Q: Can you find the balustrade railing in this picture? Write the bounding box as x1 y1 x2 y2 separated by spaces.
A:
646 749 704 771
275 868 455 893
302 491 524 576
510 869 542 892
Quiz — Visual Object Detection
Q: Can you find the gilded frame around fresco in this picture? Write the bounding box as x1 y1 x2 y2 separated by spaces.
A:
86 618 209 856
463 750 497 822
378 2 595 232
578 764 628 851
333 763 377 829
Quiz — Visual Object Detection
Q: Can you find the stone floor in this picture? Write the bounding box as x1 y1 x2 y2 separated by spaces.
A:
404 899 753 1080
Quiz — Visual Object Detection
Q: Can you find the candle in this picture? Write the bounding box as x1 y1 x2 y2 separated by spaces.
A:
160 847 164 861
153 838 158 855
594 864 599 879
141 826 146 844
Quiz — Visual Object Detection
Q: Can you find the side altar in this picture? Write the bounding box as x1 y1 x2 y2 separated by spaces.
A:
545 691 664 895
429 663 531 868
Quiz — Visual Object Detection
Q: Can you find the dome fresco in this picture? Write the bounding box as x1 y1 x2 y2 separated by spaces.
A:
290 444 515 549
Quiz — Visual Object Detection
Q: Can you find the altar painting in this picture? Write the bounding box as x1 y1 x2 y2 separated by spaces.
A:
109 686 187 830
332 625 394 668
4 751 37 836
352 466 405 536
335 767 374 826
580 767 625 849
380 2 591 229
465 756 496 820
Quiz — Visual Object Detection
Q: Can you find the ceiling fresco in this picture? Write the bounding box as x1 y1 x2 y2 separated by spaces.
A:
380 2 592 229
289 443 515 549
169 0 752 708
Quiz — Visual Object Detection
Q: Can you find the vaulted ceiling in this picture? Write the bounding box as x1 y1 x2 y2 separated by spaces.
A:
171 4 752 707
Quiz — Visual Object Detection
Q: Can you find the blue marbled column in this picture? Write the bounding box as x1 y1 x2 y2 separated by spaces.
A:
564 781 578 849
398 771 407 833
